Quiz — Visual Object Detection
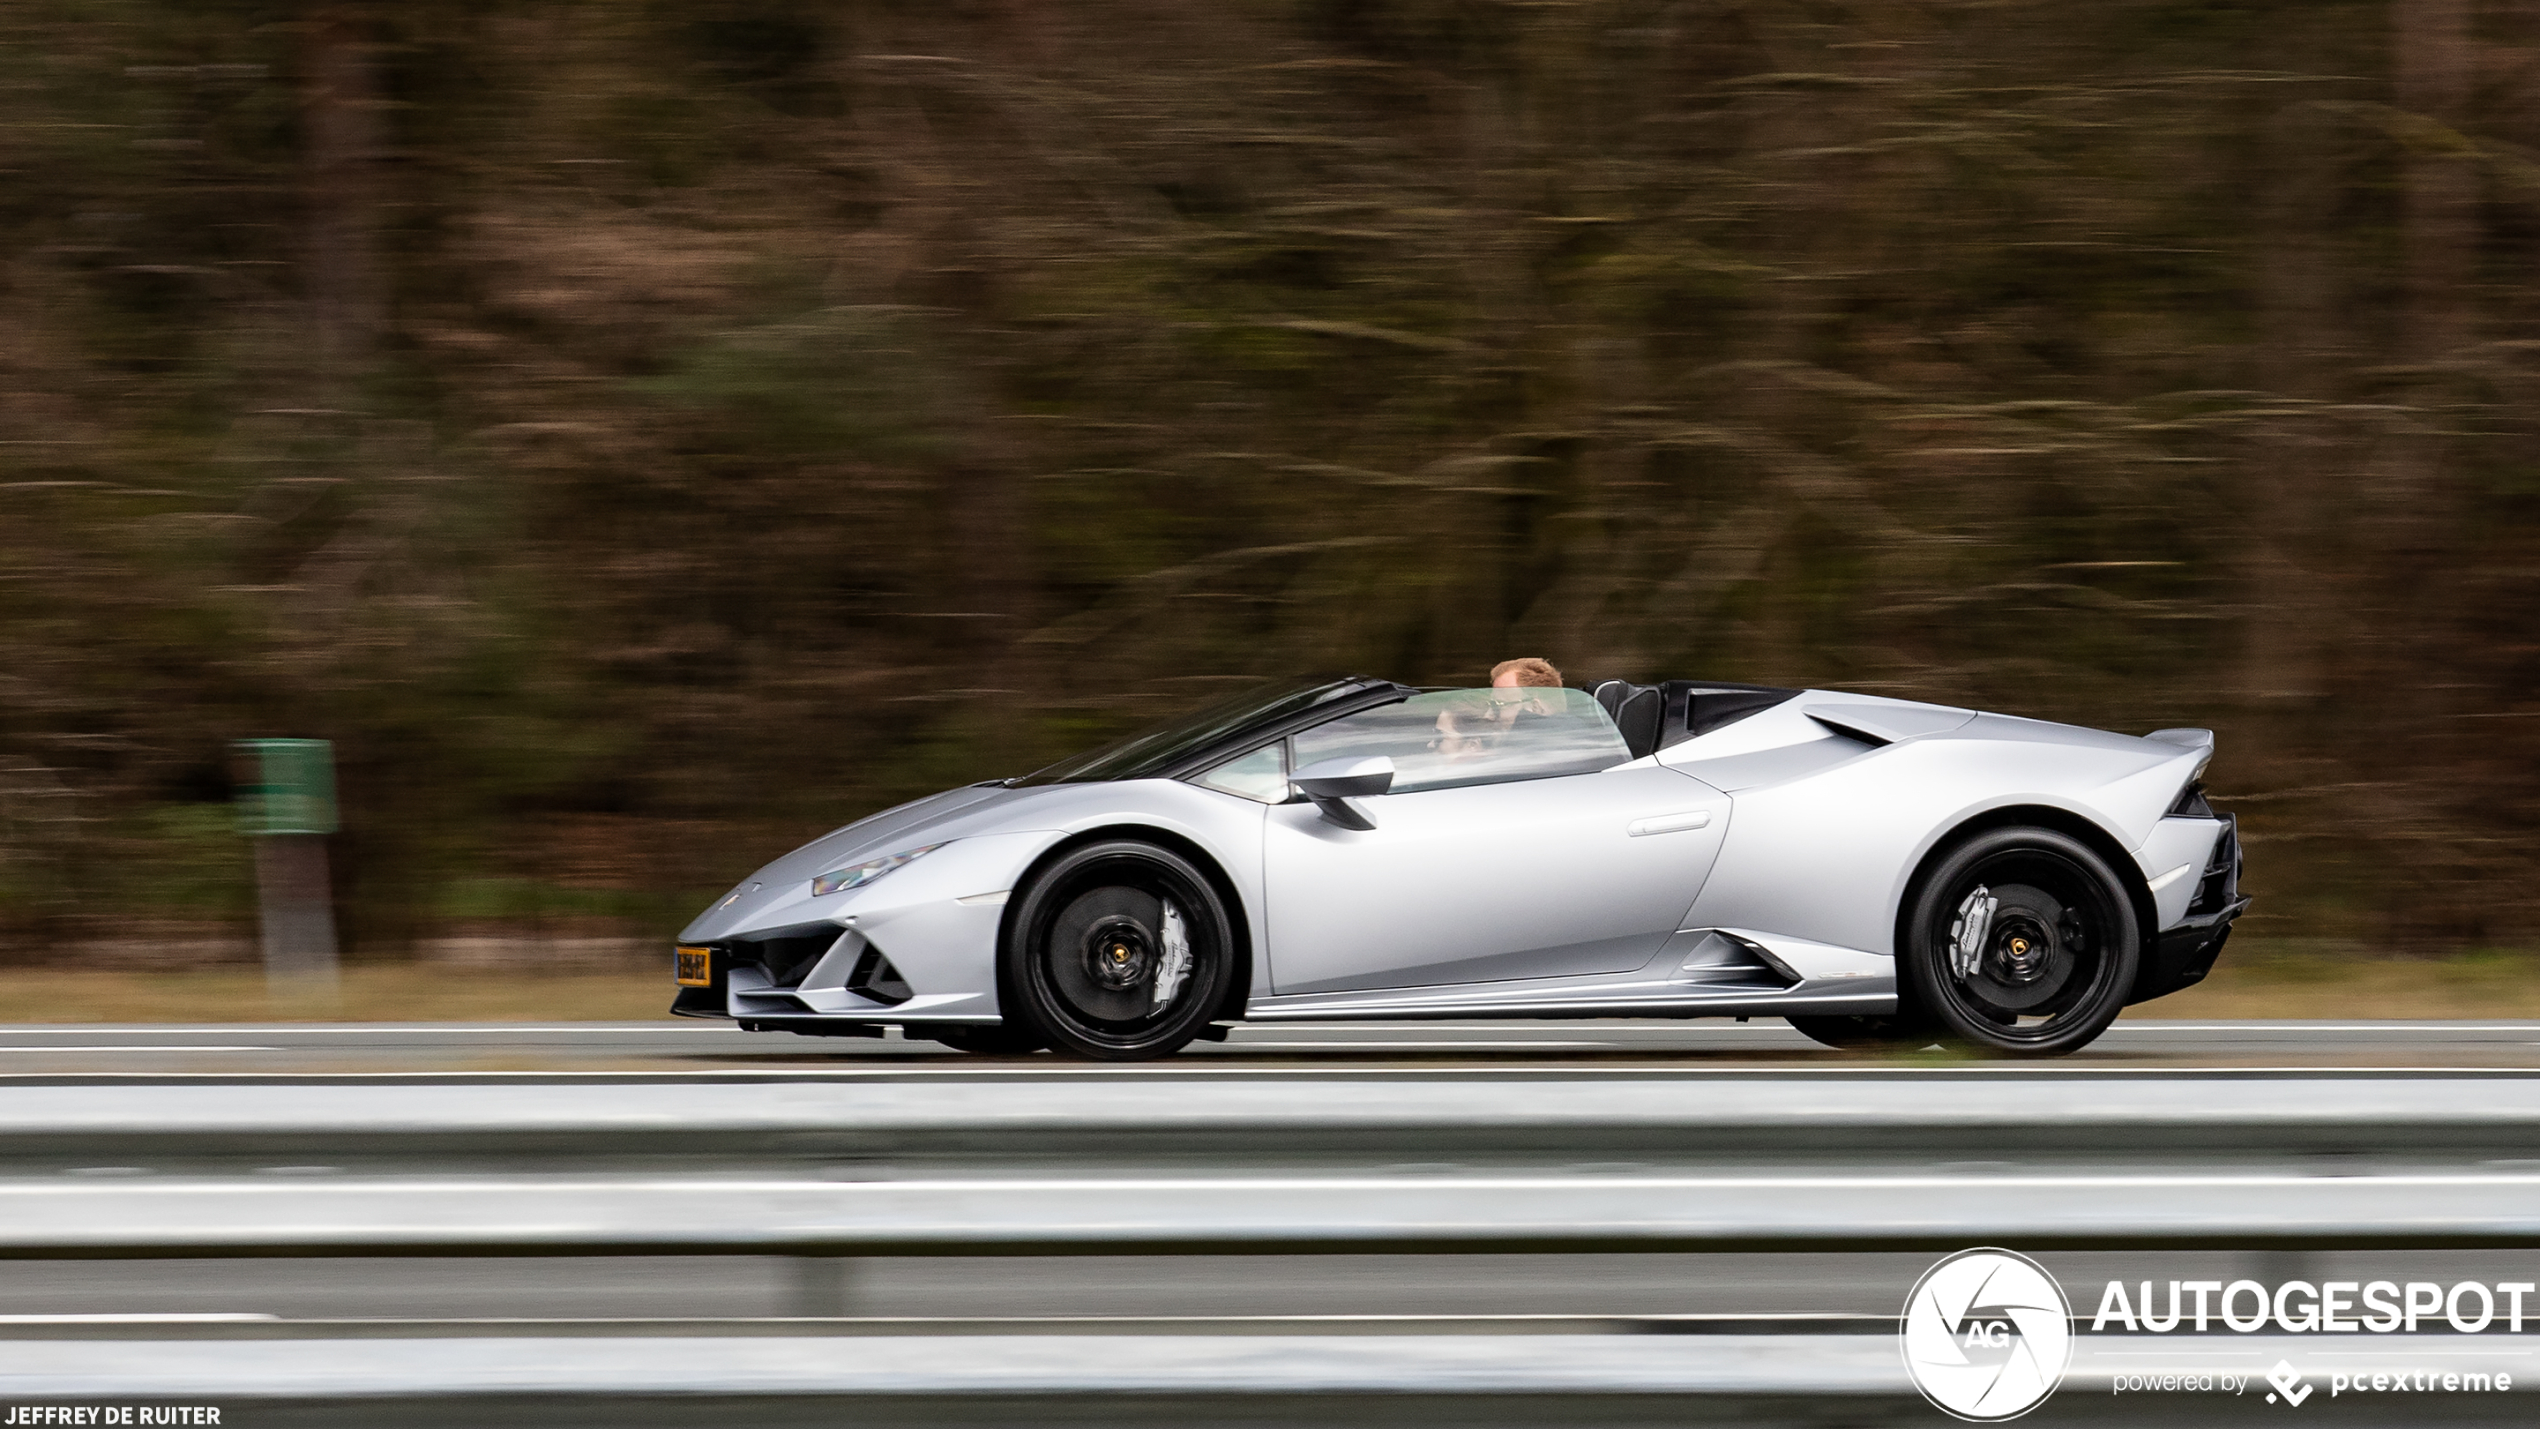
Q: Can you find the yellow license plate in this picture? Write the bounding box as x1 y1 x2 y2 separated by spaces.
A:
674 946 712 986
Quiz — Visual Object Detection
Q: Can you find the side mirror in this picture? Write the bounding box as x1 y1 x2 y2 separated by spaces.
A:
1292 756 1393 831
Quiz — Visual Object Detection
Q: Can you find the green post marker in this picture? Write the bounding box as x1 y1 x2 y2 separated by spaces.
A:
236 739 340 994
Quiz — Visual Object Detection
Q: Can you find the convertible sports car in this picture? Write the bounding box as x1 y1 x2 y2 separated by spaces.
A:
672 676 2245 1058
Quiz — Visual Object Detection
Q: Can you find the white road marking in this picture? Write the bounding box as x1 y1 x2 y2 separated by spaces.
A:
0 1046 276 1053
0 1063 2532 1081
0 1019 2530 1039
0 1025 715 1036
0 1313 277 1324
253 1311 1892 1328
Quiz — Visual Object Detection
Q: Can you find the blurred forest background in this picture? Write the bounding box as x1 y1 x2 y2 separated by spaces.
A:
3 0 2537 965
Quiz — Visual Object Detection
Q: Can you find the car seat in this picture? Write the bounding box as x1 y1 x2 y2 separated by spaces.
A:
1589 680 1664 760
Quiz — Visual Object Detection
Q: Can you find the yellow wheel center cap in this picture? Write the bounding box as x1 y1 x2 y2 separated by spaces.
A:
2009 938 2030 955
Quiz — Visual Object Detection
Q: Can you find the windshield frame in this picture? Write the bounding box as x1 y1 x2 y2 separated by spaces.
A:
1014 676 1413 787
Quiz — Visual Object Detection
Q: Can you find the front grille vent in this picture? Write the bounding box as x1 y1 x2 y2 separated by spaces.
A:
735 931 840 989
847 945 912 1006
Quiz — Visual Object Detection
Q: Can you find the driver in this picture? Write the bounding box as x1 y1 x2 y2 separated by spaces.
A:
1433 657 1566 761
1489 657 1563 691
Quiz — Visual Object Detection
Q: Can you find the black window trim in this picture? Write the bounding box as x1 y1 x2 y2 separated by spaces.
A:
1151 679 1416 783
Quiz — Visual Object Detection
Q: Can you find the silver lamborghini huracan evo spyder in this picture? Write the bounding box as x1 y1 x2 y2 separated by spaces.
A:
672 677 2247 1058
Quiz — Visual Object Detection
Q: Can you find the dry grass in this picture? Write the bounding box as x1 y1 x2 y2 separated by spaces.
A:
2130 941 2540 1020
0 941 2528 1023
0 965 675 1024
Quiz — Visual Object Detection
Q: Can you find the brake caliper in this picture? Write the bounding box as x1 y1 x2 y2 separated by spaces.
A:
1950 885 1996 981
1152 899 1192 1009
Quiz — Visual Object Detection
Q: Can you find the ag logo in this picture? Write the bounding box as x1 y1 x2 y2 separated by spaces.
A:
1902 1248 2072 1421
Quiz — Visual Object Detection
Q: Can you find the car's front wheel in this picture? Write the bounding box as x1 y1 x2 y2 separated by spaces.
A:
1002 838 1233 1060
1901 825 2140 1057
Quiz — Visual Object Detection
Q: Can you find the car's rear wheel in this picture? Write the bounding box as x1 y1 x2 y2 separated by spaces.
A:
1902 825 2139 1057
1785 1013 1942 1052
921 1025 1047 1055
1003 838 1233 1060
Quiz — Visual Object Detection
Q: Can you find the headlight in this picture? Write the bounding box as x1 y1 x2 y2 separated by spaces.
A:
810 844 944 897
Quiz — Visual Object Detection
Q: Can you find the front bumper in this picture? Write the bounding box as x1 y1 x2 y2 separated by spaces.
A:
667 923 1002 1028
671 832 1057 1028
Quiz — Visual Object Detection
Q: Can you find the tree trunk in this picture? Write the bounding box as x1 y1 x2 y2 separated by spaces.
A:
2242 25 2343 705
2397 0 2475 367
2385 2 2478 617
303 5 381 400
2376 0 2481 938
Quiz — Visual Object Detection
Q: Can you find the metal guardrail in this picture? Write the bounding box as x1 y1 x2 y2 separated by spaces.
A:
7 1077 2540 1160
0 1334 1936 1429
0 1332 1910 1396
0 1079 2534 1256
10 1332 2538 1395
2 1333 2530 1427
4 1079 2537 1424
5 1168 2540 1257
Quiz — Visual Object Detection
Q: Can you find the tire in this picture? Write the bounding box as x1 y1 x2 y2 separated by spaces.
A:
922 1025 1048 1055
1001 838 1234 1060
1785 1013 1943 1052
1901 825 2140 1057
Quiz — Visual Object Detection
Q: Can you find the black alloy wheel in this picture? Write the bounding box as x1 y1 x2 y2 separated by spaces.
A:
1785 1012 1943 1052
1902 825 2140 1057
1003 839 1233 1060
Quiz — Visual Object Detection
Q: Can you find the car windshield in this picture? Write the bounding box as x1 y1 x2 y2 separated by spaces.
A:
1292 687 1631 793
1017 677 1382 785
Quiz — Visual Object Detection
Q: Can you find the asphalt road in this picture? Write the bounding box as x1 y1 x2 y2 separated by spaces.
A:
0 1017 2532 1076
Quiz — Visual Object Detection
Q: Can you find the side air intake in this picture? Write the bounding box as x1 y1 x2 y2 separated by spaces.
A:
731 929 842 989
1672 930 1801 989
846 944 913 1006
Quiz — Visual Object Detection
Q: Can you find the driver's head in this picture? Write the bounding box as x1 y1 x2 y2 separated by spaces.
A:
1490 657 1563 690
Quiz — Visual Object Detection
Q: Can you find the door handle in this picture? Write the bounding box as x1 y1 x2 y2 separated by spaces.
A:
1627 810 1713 837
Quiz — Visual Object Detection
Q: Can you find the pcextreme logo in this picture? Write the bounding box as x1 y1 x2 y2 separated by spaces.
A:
1901 1248 2073 1421
2265 1360 2313 1406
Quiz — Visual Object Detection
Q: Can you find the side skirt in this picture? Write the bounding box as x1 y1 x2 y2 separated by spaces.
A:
1243 978 1896 1023
1246 928 1897 1022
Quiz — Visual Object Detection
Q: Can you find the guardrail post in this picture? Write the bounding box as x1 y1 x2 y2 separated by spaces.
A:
787 1254 860 1318
2254 1247 2321 1290
236 739 341 996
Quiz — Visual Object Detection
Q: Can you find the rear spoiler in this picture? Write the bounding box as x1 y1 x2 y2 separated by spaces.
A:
2146 728 2216 789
